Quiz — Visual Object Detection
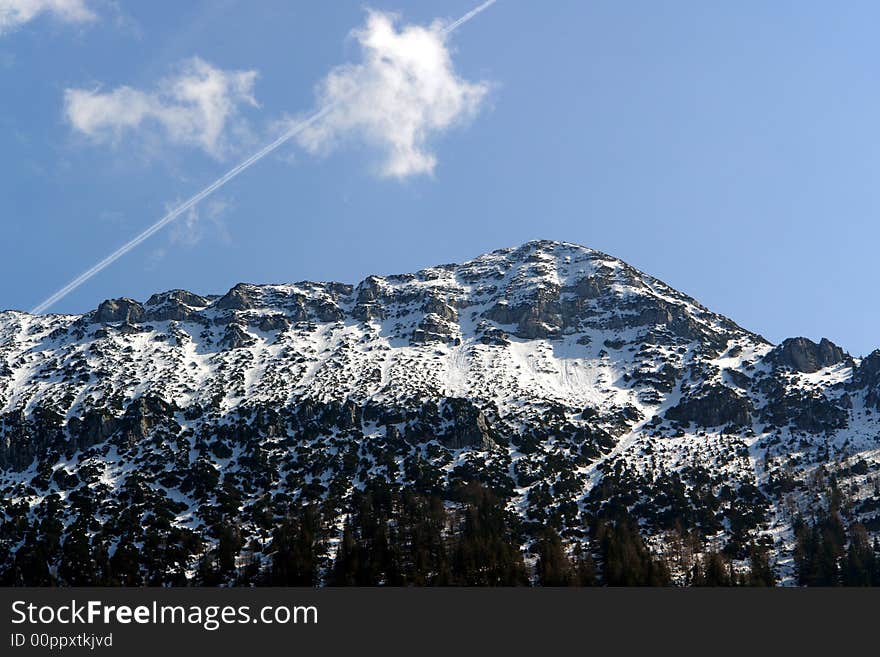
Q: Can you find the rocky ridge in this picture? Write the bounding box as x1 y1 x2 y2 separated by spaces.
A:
1 240 878 585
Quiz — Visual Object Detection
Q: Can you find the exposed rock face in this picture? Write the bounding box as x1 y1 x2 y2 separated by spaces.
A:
570 275 603 299
220 324 256 350
666 385 752 428
769 337 848 373
313 300 345 322
0 408 66 470
116 395 176 448
144 289 209 322
146 289 210 308
854 351 880 409
412 313 456 344
759 387 848 433
215 283 261 311
257 315 291 332
92 298 144 324
484 287 564 340
351 276 387 322
440 398 495 450
67 408 118 451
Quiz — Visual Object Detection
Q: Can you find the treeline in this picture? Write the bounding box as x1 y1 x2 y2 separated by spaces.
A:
325 481 527 585
686 548 775 586
7 476 878 586
0 479 674 586
262 481 669 586
263 480 532 585
262 483 776 586
794 507 880 586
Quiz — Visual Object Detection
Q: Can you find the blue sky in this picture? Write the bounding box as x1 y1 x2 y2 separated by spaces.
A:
2 1 880 355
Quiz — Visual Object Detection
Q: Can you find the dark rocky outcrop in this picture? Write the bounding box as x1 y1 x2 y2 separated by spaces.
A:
631 363 680 393
220 324 256 350
92 298 145 324
257 315 291 332
352 276 387 322
115 395 177 448
215 284 261 311
768 337 848 373
569 275 603 299
484 288 564 340
67 408 119 451
312 300 344 323
117 322 142 335
851 350 880 409
666 385 752 428
412 314 456 344
760 389 848 434
292 398 363 433
145 289 209 308
439 398 495 450
144 289 209 322
0 408 65 470
725 368 752 390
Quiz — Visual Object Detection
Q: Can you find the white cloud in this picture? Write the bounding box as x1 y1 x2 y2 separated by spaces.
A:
64 57 259 159
0 0 96 34
297 10 489 178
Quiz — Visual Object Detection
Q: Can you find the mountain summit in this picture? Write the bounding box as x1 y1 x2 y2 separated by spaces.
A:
1 240 878 585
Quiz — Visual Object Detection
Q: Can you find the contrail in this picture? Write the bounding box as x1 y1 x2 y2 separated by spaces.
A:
30 0 499 315
442 0 497 34
31 105 334 314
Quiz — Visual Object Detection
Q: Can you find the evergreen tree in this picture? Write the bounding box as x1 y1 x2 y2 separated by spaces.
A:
689 552 734 586
571 544 598 586
794 508 846 586
842 524 875 586
595 514 671 586
450 482 528 586
59 520 96 585
747 543 775 587
269 505 324 585
535 527 574 586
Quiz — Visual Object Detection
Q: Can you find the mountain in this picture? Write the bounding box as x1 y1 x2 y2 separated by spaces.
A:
2 239 879 586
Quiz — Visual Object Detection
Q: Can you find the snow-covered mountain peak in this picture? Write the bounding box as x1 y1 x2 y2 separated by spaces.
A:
2 240 879 586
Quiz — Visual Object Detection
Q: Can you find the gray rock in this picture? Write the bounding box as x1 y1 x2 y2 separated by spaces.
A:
220 324 256 350
312 300 344 322
666 385 752 428
68 409 118 451
257 315 291 332
92 298 145 324
570 276 603 299
143 290 208 322
116 395 176 448
215 284 260 311
484 290 564 340
853 350 880 409
440 398 495 450
422 297 458 322
352 276 387 322
117 322 142 335
768 337 848 373
145 289 209 308
412 313 456 344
